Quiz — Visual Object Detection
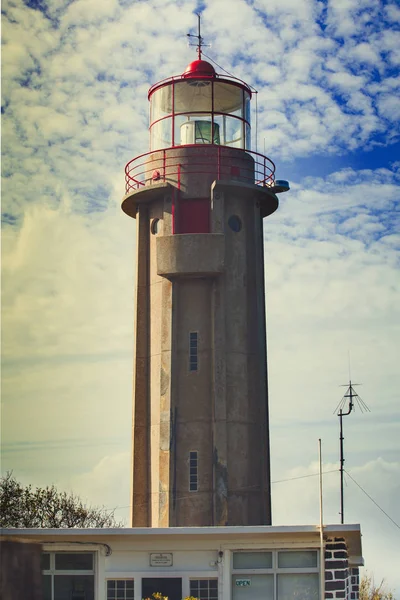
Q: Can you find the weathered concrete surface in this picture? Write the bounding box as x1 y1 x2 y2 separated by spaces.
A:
157 234 224 278
124 146 278 527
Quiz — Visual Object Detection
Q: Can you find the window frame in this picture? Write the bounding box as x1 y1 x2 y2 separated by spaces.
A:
41 551 96 600
106 578 135 600
231 550 320 600
189 577 218 600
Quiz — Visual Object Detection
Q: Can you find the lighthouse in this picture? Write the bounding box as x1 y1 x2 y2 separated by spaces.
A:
122 44 289 528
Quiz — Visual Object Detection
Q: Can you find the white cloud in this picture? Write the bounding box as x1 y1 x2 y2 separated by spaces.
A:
377 94 400 121
385 3 400 23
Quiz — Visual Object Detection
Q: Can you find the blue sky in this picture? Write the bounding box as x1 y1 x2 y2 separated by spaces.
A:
2 0 399 593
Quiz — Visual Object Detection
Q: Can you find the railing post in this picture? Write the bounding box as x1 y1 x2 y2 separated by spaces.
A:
264 156 266 187
163 150 166 183
217 146 221 180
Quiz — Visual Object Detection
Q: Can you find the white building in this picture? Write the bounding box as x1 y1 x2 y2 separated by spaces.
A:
1 524 362 600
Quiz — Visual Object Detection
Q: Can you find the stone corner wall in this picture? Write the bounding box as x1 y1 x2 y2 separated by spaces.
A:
349 567 360 600
324 537 360 600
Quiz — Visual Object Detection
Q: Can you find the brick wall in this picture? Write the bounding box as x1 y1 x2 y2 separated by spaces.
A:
324 537 354 600
349 567 360 600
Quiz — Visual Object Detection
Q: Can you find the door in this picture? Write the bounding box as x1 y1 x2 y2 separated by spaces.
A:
142 578 182 600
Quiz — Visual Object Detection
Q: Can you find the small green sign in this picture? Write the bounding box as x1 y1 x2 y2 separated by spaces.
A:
235 579 251 587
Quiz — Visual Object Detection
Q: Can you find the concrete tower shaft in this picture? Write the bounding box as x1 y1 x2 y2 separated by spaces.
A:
123 152 279 528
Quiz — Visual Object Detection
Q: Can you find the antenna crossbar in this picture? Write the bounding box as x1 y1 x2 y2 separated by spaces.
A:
334 378 370 524
187 13 209 59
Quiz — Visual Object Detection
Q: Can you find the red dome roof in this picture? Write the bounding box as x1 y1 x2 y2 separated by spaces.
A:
182 59 216 79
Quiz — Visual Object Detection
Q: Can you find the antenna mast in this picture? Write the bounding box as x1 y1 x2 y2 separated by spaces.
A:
187 13 206 59
334 380 370 524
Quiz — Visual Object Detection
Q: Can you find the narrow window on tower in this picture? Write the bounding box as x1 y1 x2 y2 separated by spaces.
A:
189 331 198 372
189 451 198 492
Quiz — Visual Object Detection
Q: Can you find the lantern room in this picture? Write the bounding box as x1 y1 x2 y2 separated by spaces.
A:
148 59 252 151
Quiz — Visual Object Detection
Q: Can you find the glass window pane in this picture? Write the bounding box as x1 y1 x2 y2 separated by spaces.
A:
245 123 251 151
41 553 50 571
42 575 52 600
151 85 173 122
219 116 244 148
232 574 273 600
174 81 212 113
278 551 317 569
54 575 95 600
55 553 93 571
178 115 216 145
277 573 319 600
150 117 172 151
233 552 272 569
244 92 251 124
214 82 243 115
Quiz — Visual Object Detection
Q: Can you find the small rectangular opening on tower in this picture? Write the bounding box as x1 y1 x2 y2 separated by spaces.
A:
189 450 198 492
189 331 198 372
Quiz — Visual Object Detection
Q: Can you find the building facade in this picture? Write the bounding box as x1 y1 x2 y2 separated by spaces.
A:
122 58 289 528
0 525 363 600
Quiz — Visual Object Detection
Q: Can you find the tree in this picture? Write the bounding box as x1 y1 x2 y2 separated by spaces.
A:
360 573 395 600
0 472 123 528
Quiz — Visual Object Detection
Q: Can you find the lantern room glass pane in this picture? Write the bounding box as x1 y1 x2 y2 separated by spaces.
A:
176 114 218 145
213 115 245 148
151 85 173 123
244 92 251 124
174 80 212 113
245 122 251 149
150 117 172 150
214 82 244 116
223 115 244 148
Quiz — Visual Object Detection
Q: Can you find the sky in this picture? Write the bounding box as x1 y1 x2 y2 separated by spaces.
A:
1 0 399 593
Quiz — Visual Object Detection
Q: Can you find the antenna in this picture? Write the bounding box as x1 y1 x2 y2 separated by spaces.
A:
334 380 370 524
187 13 209 59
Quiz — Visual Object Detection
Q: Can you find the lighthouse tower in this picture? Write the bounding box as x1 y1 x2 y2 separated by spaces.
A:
122 50 289 528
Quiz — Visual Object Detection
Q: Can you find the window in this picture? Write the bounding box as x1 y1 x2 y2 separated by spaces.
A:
151 218 160 235
232 551 319 600
42 552 95 600
190 579 218 600
107 579 134 600
189 450 198 491
189 331 198 372
233 552 272 569
228 215 242 232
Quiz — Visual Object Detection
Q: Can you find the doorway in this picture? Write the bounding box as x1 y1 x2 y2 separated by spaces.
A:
142 578 182 600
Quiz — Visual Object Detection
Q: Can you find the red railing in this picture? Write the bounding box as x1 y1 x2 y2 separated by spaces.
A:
124 146 275 194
